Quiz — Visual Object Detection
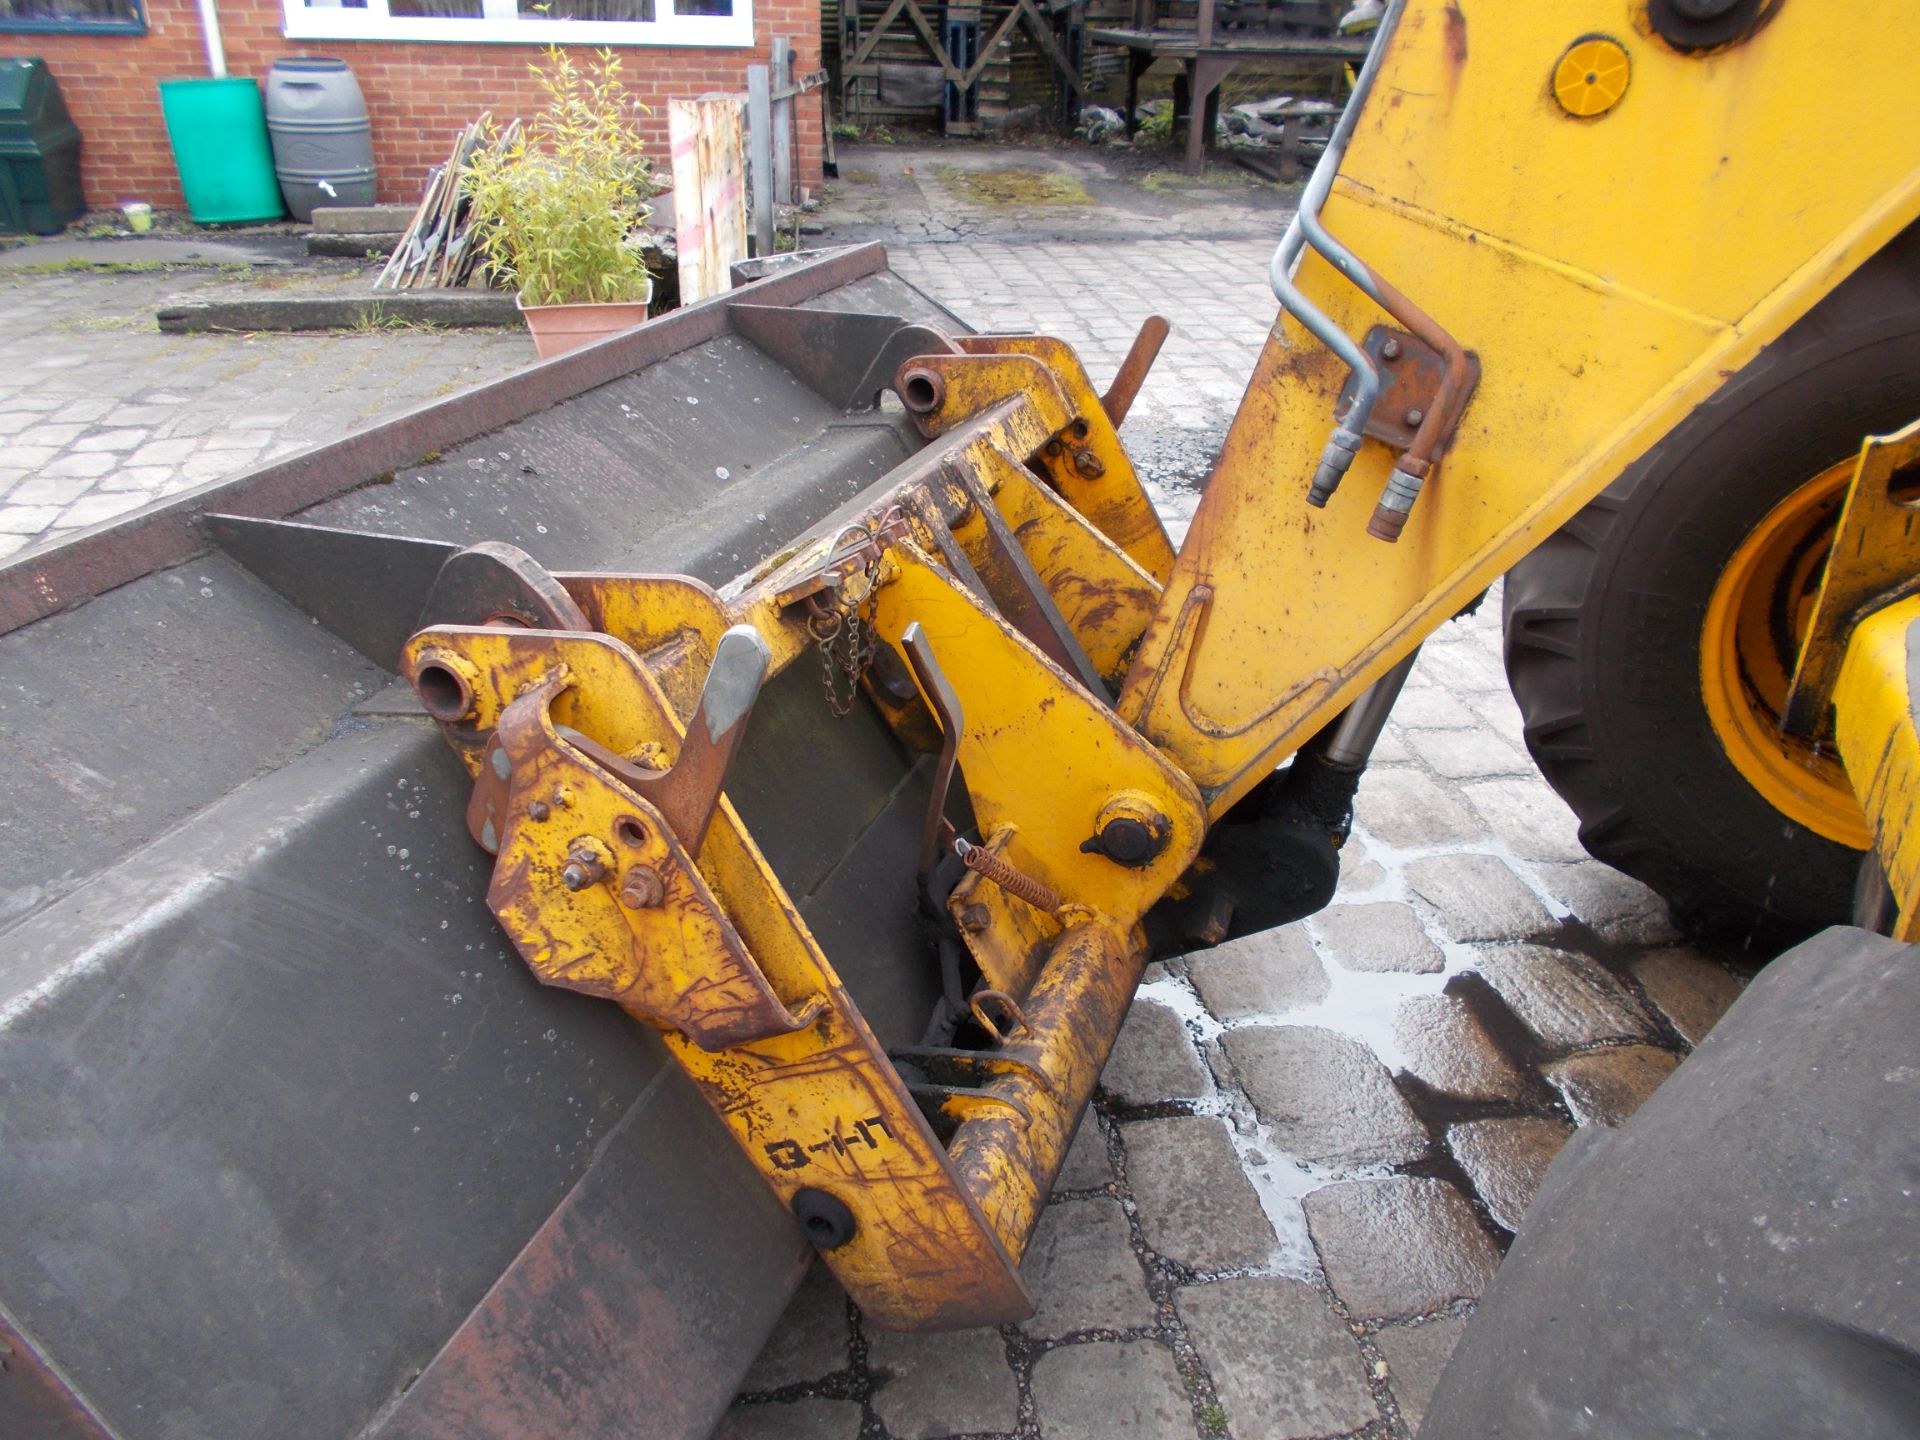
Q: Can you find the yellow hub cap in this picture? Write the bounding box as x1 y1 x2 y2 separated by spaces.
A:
1700 460 1872 849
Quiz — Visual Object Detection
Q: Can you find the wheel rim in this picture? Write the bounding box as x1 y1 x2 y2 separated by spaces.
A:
1699 459 1872 850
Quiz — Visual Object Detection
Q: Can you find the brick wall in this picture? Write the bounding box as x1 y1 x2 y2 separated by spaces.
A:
19 0 822 211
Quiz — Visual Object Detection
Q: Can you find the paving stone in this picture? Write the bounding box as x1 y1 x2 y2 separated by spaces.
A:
1402 725 1530 780
1030 1340 1194 1440
1390 686 1478 729
1404 854 1552 943
1459 777 1587 863
711 1397 861 1440
1545 1044 1680 1126
1630 948 1746 1045
1463 689 1529 748
1391 994 1531 1103
1303 1176 1501 1320
1055 1110 1113 1192
96 465 175 494
1469 945 1654 1049
1124 1115 1273 1272
1187 924 1328 1019
1409 638 1507 694
2 444 56 470
1354 768 1485 849
1446 1116 1571 1232
202 427 275 451
7 474 92 506
58 492 148 528
51 397 114 423
738 1263 849 1391
1536 860 1682 944
868 1326 1017 1439
125 437 201 467
1333 851 1387 898
15 422 86 447
1180 1276 1375 1439
1310 901 1444 974
1374 1315 1469 1432
0 503 63 533
1367 726 1413 764
1101 999 1208 1107
69 427 150 452
1223 1026 1427 1170
1022 1196 1155 1337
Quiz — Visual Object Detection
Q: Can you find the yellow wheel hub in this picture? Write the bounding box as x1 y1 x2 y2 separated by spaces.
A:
1700 460 1872 849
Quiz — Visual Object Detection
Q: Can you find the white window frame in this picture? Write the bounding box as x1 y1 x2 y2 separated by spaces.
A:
282 0 752 49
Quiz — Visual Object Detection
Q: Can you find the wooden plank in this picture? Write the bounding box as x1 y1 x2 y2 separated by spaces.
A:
669 96 749 304
772 37 795 207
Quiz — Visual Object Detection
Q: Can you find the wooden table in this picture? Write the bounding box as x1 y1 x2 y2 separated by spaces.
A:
1088 22 1368 172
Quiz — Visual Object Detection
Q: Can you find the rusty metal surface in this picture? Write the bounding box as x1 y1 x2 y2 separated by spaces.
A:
0 1306 114 1440
372 1078 810 1440
1335 325 1482 456
729 303 960 411
1101 315 1171 428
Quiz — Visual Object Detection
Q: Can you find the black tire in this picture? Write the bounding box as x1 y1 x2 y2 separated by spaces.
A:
1503 224 1920 942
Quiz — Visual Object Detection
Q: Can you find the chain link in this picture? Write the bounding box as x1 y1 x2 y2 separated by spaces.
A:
811 520 886 718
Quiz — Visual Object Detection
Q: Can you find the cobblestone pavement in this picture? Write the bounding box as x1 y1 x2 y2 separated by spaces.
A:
719 239 1756 1440
0 266 532 560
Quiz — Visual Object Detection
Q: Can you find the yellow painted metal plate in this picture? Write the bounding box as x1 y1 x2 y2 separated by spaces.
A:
1120 0 1920 812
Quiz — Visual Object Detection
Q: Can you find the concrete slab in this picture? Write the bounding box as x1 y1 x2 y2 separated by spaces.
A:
0 235 303 269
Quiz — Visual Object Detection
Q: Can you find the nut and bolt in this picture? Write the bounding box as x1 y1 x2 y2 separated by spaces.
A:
561 846 609 892
1043 438 1065 458
1072 446 1106 480
619 864 667 909
1381 337 1402 360
958 903 991 934
528 800 550 822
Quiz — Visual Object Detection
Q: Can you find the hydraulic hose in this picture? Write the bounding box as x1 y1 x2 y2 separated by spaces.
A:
1266 0 1409 506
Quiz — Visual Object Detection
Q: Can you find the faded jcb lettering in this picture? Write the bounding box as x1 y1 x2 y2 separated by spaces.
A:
762 1114 893 1171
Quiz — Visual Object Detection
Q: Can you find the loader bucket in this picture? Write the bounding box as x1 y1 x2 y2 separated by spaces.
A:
0 246 989 1440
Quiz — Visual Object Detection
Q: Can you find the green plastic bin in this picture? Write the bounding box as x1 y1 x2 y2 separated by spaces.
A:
0 58 85 236
158 76 284 224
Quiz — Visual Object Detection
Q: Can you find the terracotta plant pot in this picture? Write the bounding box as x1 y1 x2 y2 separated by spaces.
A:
517 291 653 360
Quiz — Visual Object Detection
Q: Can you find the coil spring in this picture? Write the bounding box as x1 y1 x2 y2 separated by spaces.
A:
956 838 1062 914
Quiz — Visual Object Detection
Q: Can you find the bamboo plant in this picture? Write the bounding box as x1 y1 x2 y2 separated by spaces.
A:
464 46 656 309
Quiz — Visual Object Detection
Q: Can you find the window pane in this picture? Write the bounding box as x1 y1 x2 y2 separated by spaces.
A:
514 0 659 19
387 0 484 16
0 0 141 25
671 0 732 16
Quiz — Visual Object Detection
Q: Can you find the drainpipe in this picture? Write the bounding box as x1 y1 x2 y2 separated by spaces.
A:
196 0 229 79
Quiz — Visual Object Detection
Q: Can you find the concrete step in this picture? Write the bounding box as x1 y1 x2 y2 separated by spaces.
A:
311 204 418 235
308 231 401 259
155 286 518 333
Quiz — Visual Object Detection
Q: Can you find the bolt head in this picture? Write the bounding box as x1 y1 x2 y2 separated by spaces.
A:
1381 337 1402 360
619 865 667 909
561 863 592 892
1404 408 1425 427
959 903 991 934
528 800 550 822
